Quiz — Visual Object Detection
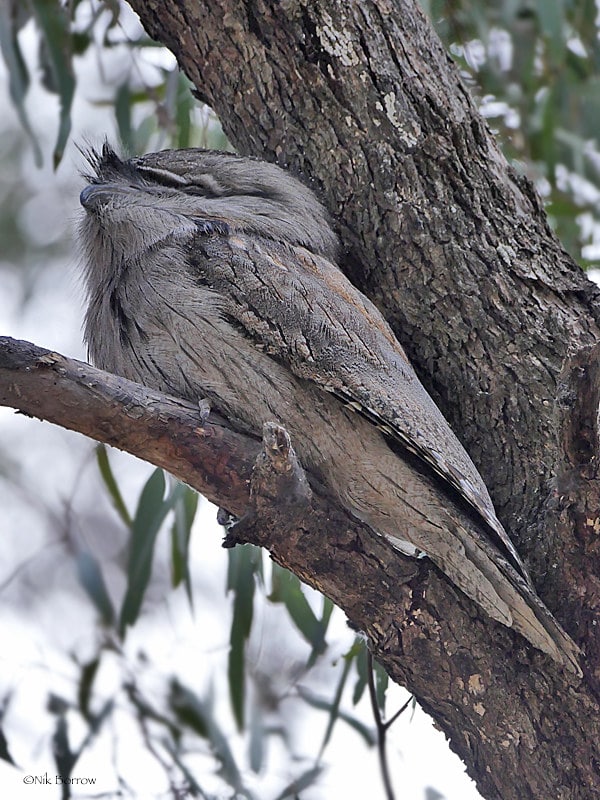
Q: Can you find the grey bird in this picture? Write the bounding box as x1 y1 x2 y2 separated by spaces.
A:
78 143 581 674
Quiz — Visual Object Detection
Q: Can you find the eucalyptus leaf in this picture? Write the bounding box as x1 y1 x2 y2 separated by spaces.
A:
273 765 324 800
227 546 259 730
115 81 133 153
96 444 132 527
0 3 42 165
170 680 253 797
297 685 377 748
269 564 327 662
77 658 100 721
0 725 15 766
31 0 75 167
171 486 198 605
75 550 115 627
119 471 185 635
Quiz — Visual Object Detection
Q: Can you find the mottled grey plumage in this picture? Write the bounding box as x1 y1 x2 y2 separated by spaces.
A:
79 144 580 673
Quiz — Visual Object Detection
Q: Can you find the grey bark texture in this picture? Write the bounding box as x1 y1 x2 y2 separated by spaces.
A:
118 1 600 797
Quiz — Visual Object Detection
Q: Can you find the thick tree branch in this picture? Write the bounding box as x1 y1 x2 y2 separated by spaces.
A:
0 336 256 514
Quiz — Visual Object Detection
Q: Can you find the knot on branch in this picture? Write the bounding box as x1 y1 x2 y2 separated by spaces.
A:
221 422 312 548
251 422 312 508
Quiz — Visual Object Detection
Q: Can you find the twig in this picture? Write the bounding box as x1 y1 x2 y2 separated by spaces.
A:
366 651 396 800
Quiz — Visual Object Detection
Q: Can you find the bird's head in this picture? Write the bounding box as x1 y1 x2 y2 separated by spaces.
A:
79 143 339 277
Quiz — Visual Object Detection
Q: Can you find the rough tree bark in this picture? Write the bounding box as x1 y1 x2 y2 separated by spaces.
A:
2 0 600 798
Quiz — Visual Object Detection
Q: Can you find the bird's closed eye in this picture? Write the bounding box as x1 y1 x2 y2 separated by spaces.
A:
136 165 281 202
136 166 189 188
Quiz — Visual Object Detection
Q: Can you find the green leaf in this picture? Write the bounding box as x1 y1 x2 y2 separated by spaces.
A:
304 640 381 757
316 652 353 759
535 0 566 63
0 729 15 766
75 698 114 759
115 81 133 153
227 546 260 730
50 704 77 787
77 658 100 721
169 679 209 738
321 595 334 628
70 31 92 56
297 685 376 748
31 0 76 167
373 659 389 713
132 113 156 156
0 3 42 166
96 445 132 527
269 565 327 662
247 696 264 774
75 551 115 627
171 486 199 605
119 470 185 636
175 72 193 149
273 765 323 800
308 595 334 668
352 639 369 705
170 681 252 797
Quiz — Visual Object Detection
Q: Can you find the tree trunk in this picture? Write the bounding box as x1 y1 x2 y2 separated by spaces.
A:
12 0 600 797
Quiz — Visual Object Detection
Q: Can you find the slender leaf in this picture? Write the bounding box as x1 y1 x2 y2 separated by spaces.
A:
174 72 193 149
31 0 76 167
316 652 353 759
171 485 199 605
125 683 181 739
308 595 334 668
248 694 264 774
169 679 209 739
373 659 389 713
352 639 369 705
269 565 327 661
0 726 15 766
170 681 252 797
96 444 132 527
76 698 114 758
75 550 115 627
320 595 334 629
50 705 77 792
77 658 100 721
132 113 156 156
119 471 185 635
0 4 43 165
273 765 324 800
297 685 376 748
535 0 566 62
227 546 259 730
115 81 133 153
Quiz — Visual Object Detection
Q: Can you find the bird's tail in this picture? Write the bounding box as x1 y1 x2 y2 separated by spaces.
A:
457 528 582 676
